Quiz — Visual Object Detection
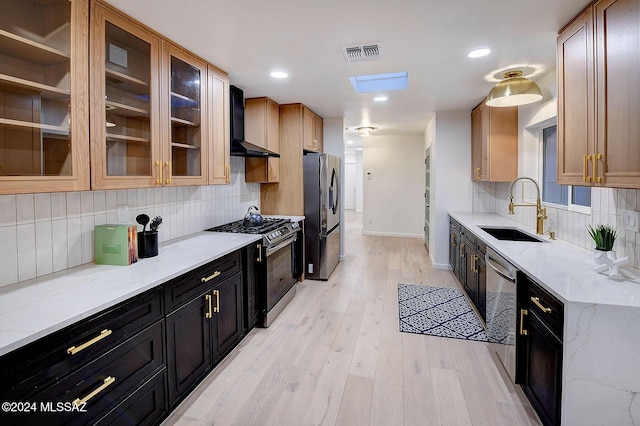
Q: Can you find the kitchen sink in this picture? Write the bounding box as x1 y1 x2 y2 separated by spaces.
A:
479 226 547 242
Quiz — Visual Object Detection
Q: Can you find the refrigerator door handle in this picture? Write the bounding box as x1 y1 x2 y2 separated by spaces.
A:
330 168 339 214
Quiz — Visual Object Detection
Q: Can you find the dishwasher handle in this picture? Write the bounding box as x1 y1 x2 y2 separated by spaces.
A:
485 254 516 283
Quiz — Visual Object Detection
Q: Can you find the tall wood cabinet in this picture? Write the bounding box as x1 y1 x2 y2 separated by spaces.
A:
90 0 228 190
245 97 280 183
470 102 518 182
260 103 310 215
558 0 640 189
0 0 89 194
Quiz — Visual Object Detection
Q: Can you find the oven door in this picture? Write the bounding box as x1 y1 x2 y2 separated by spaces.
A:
265 235 297 313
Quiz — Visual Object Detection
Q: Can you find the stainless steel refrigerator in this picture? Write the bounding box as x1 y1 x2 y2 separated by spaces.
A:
303 153 341 280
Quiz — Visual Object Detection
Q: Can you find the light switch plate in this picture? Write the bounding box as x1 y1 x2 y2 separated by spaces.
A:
621 209 640 232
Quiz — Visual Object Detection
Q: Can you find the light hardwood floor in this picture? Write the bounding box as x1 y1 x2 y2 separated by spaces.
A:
163 211 541 426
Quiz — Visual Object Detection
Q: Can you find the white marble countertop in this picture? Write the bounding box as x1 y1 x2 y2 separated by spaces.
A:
449 212 640 308
0 232 261 357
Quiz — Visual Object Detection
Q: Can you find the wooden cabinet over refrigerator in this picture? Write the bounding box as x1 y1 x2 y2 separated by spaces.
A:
0 0 89 194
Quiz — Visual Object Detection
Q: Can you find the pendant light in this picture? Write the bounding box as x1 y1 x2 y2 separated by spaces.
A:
485 70 542 107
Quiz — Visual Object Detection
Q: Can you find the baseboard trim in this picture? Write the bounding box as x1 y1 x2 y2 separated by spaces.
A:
362 231 423 238
432 262 452 270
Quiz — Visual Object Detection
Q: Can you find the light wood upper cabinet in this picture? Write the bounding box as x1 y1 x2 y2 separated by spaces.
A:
557 7 594 186
207 66 230 185
595 0 640 187
162 42 208 186
0 0 89 194
303 106 323 153
90 1 161 189
245 97 280 183
558 0 640 188
470 102 518 182
260 103 307 215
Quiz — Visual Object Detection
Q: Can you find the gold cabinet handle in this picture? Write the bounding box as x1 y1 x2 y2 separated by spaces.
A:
67 329 112 355
165 161 172 184
205 294 213 319
473 255 479 274
583 154 592 182
593 153 602 184
520 309 528 336
530 296 552 313
226 164 230 183
72 376 115 406
156 160 163 185
213 289 220 313
459 244 464 258
201 271 221 283
475 167 481 179
257 244 262 262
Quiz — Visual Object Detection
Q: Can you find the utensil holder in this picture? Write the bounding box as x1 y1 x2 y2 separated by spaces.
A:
138 232 158 258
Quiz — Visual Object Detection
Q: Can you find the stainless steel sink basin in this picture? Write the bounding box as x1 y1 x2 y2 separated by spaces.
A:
479 226 547 242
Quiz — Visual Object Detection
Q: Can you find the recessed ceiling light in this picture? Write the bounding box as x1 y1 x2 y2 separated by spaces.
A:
347 140 353 145
270 70 289 79
374 95 388 102
356 147 363 151
467 48 491 59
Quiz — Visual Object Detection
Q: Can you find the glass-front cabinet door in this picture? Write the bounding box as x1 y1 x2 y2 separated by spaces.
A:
90 2 160 189
162 43 208 186
0 0 88 194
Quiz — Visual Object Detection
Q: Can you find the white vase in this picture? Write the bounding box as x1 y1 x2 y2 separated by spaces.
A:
593 249 616 264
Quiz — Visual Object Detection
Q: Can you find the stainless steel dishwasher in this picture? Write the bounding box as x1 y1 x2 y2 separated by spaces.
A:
485 247 519 382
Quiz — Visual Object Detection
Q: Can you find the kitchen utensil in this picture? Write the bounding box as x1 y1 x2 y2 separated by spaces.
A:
243 205 264 227
150 216 162 232
136 214 150 233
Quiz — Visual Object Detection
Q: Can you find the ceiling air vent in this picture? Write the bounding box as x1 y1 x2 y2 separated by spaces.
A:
342 43 383 63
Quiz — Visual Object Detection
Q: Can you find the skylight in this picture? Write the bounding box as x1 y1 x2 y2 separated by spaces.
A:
349 72 408 93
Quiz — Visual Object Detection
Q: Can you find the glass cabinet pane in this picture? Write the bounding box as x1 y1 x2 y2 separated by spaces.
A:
104 21 152 177
0 0 72 176
170 56 201 177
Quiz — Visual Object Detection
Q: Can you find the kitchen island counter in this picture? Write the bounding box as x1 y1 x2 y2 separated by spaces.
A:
450 212 640 425
0 232 261 357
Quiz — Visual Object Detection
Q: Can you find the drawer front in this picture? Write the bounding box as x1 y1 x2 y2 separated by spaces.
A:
95 368 167 426
164 250 242 313
0 288 163 400
3 320 165 426
526 277 563 339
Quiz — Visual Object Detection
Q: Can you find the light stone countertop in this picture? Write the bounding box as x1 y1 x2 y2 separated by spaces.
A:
450 212 640 425
0 232 261 357
449 212 640 308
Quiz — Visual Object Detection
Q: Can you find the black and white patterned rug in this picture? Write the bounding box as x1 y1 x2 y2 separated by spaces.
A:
398 283 488 342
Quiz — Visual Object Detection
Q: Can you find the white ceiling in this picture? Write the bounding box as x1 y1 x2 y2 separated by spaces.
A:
104 0 591 145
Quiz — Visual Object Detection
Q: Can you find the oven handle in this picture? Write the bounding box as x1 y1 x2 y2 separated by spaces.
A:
266 235 297 257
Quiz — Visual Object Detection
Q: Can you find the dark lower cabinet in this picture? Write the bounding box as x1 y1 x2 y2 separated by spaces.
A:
449 217 486 321
518 272 564 426
214 272 244 360
166 293 213 406
243 243 260 330
166 270 244 407
522 312 563 426
1 245 253 425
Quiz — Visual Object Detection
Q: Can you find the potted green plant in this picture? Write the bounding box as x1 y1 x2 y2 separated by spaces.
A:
587 224 619 261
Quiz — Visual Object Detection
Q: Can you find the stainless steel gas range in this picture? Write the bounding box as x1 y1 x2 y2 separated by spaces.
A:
206 218 302 327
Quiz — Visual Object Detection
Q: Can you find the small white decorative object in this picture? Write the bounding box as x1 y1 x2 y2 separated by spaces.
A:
593 249 631 278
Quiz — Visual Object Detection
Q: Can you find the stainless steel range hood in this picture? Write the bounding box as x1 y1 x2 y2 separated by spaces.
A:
230 85 280 158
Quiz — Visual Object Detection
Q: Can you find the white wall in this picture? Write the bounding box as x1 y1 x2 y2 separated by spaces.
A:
430 111 473 268
362 134 424 237
322 117 346 259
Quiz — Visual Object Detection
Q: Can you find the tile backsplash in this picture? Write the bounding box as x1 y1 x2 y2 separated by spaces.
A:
0 157 260 288
473 182 640 269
